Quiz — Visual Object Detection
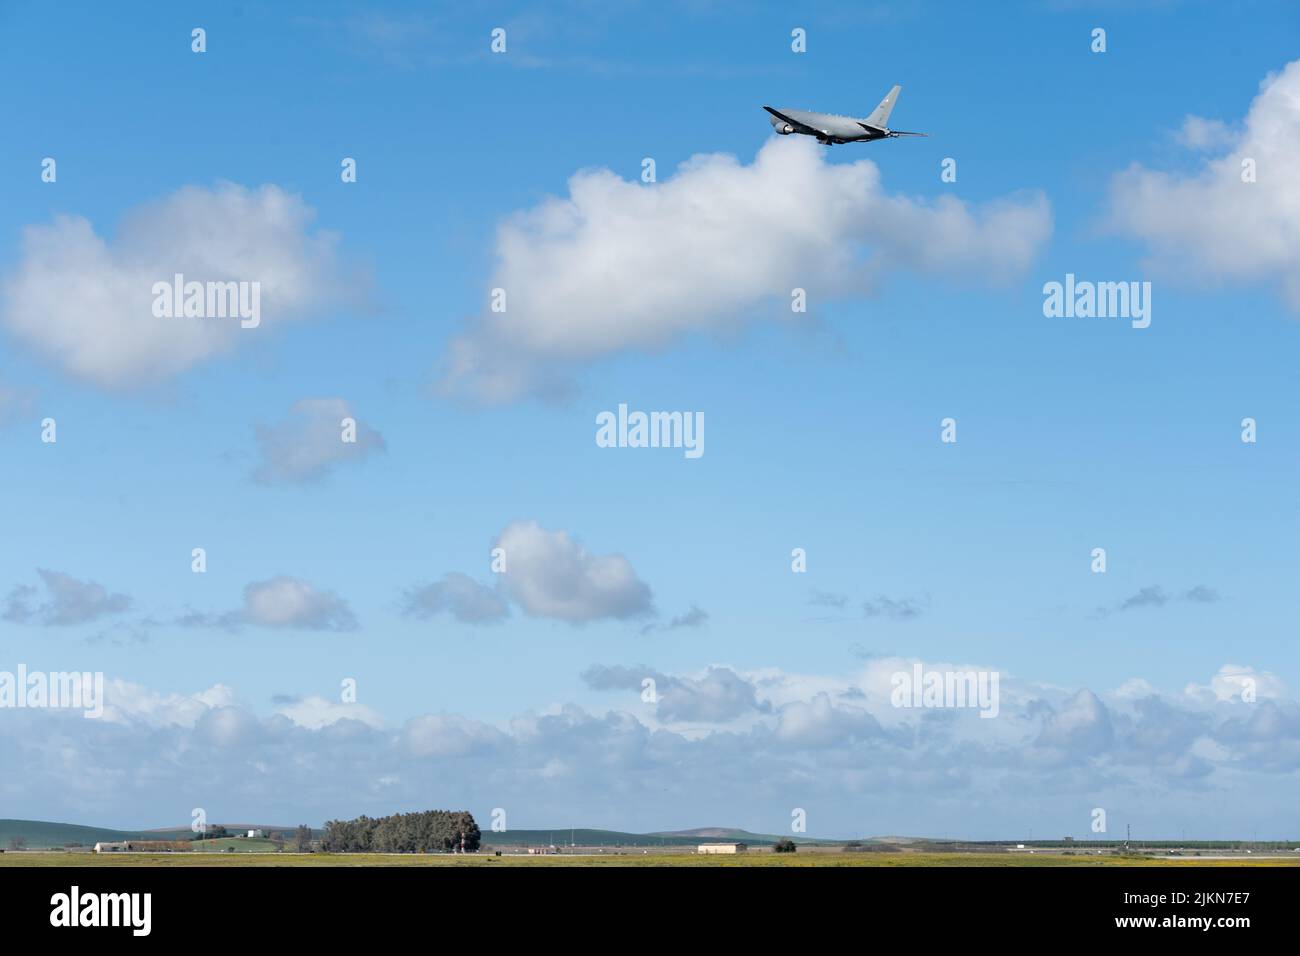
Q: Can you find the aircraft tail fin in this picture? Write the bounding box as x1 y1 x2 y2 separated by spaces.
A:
864 85 901 129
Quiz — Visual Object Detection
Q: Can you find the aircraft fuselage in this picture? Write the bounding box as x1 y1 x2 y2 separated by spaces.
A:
766 107 888 144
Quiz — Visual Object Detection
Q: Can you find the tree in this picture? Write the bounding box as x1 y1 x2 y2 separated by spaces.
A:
773 839 797 854
8 836 26 851
294 825 313 853
319 811 481 853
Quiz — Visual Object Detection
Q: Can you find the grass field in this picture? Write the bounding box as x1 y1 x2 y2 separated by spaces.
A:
186 837 283 853
2 851 1296 867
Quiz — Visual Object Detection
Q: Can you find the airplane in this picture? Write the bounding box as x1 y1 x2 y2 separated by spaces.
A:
763 85 927 145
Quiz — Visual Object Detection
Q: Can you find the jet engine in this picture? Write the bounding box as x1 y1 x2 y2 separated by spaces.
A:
769 117 794 134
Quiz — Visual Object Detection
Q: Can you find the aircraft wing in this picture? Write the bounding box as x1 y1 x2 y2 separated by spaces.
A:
857 121 928 137
764 106 826 136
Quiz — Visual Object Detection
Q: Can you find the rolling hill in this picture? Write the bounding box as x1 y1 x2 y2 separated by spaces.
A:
4 819 842 850
0 820 301 849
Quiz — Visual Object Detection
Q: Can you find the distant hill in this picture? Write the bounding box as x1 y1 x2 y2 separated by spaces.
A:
140 823 300 834
480 828 705 847
0 820 187 848
3 819 843 850
650 827 839 845
482 827 837 847
0 820 303 849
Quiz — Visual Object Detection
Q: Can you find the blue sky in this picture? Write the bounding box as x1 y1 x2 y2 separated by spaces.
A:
2 0 1299 839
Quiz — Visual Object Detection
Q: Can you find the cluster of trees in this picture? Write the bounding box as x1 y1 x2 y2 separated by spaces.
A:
320 811 481 853
772 839 797 853
190 825 230 841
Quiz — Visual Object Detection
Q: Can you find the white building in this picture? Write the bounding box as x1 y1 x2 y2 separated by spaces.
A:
697 843 747 854
93 842 128 853
246 829 265 839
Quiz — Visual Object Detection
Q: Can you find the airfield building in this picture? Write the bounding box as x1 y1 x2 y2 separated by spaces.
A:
697 843 747 854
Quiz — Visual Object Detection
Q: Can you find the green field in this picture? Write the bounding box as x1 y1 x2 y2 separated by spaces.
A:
187 837 284 853
2 851 1296 867
479 827 809 847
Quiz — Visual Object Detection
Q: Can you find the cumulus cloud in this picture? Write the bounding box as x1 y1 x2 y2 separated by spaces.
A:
275 695 385 731
98 680 236 727
773 692 884 749
1034 690 1113 754
403 713 504 758
1108 58 1300 310
180 576 357 632
582 664 768 724
238 576 357 631
0 183 356 388
493 520 653 622
2 569 131 626
439 137 1052 400
1185 664 1286 705
1174 114 1235 151
6 660 1298 837
252 398 385 484
399 572 509 624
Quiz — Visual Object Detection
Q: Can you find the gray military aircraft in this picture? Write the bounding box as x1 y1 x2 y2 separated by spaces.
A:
763 85 926 145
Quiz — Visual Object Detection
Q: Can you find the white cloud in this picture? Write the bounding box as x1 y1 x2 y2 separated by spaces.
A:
253 398 385 484
2 568 131 626
276 695 385 730
773 693 883 749
3 661 1298 836
399 572 509 624
1 183 355 388
180 576 358 632
1108 59 1300 309
402 713 503 758
439 137 1051 401
1035 689 1113 753
1174 114 1235 151
493 520 653 622
1184 664 1286 704
195 706 261 749
100 680 236 727
582 664 768 724
241 576 357 631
